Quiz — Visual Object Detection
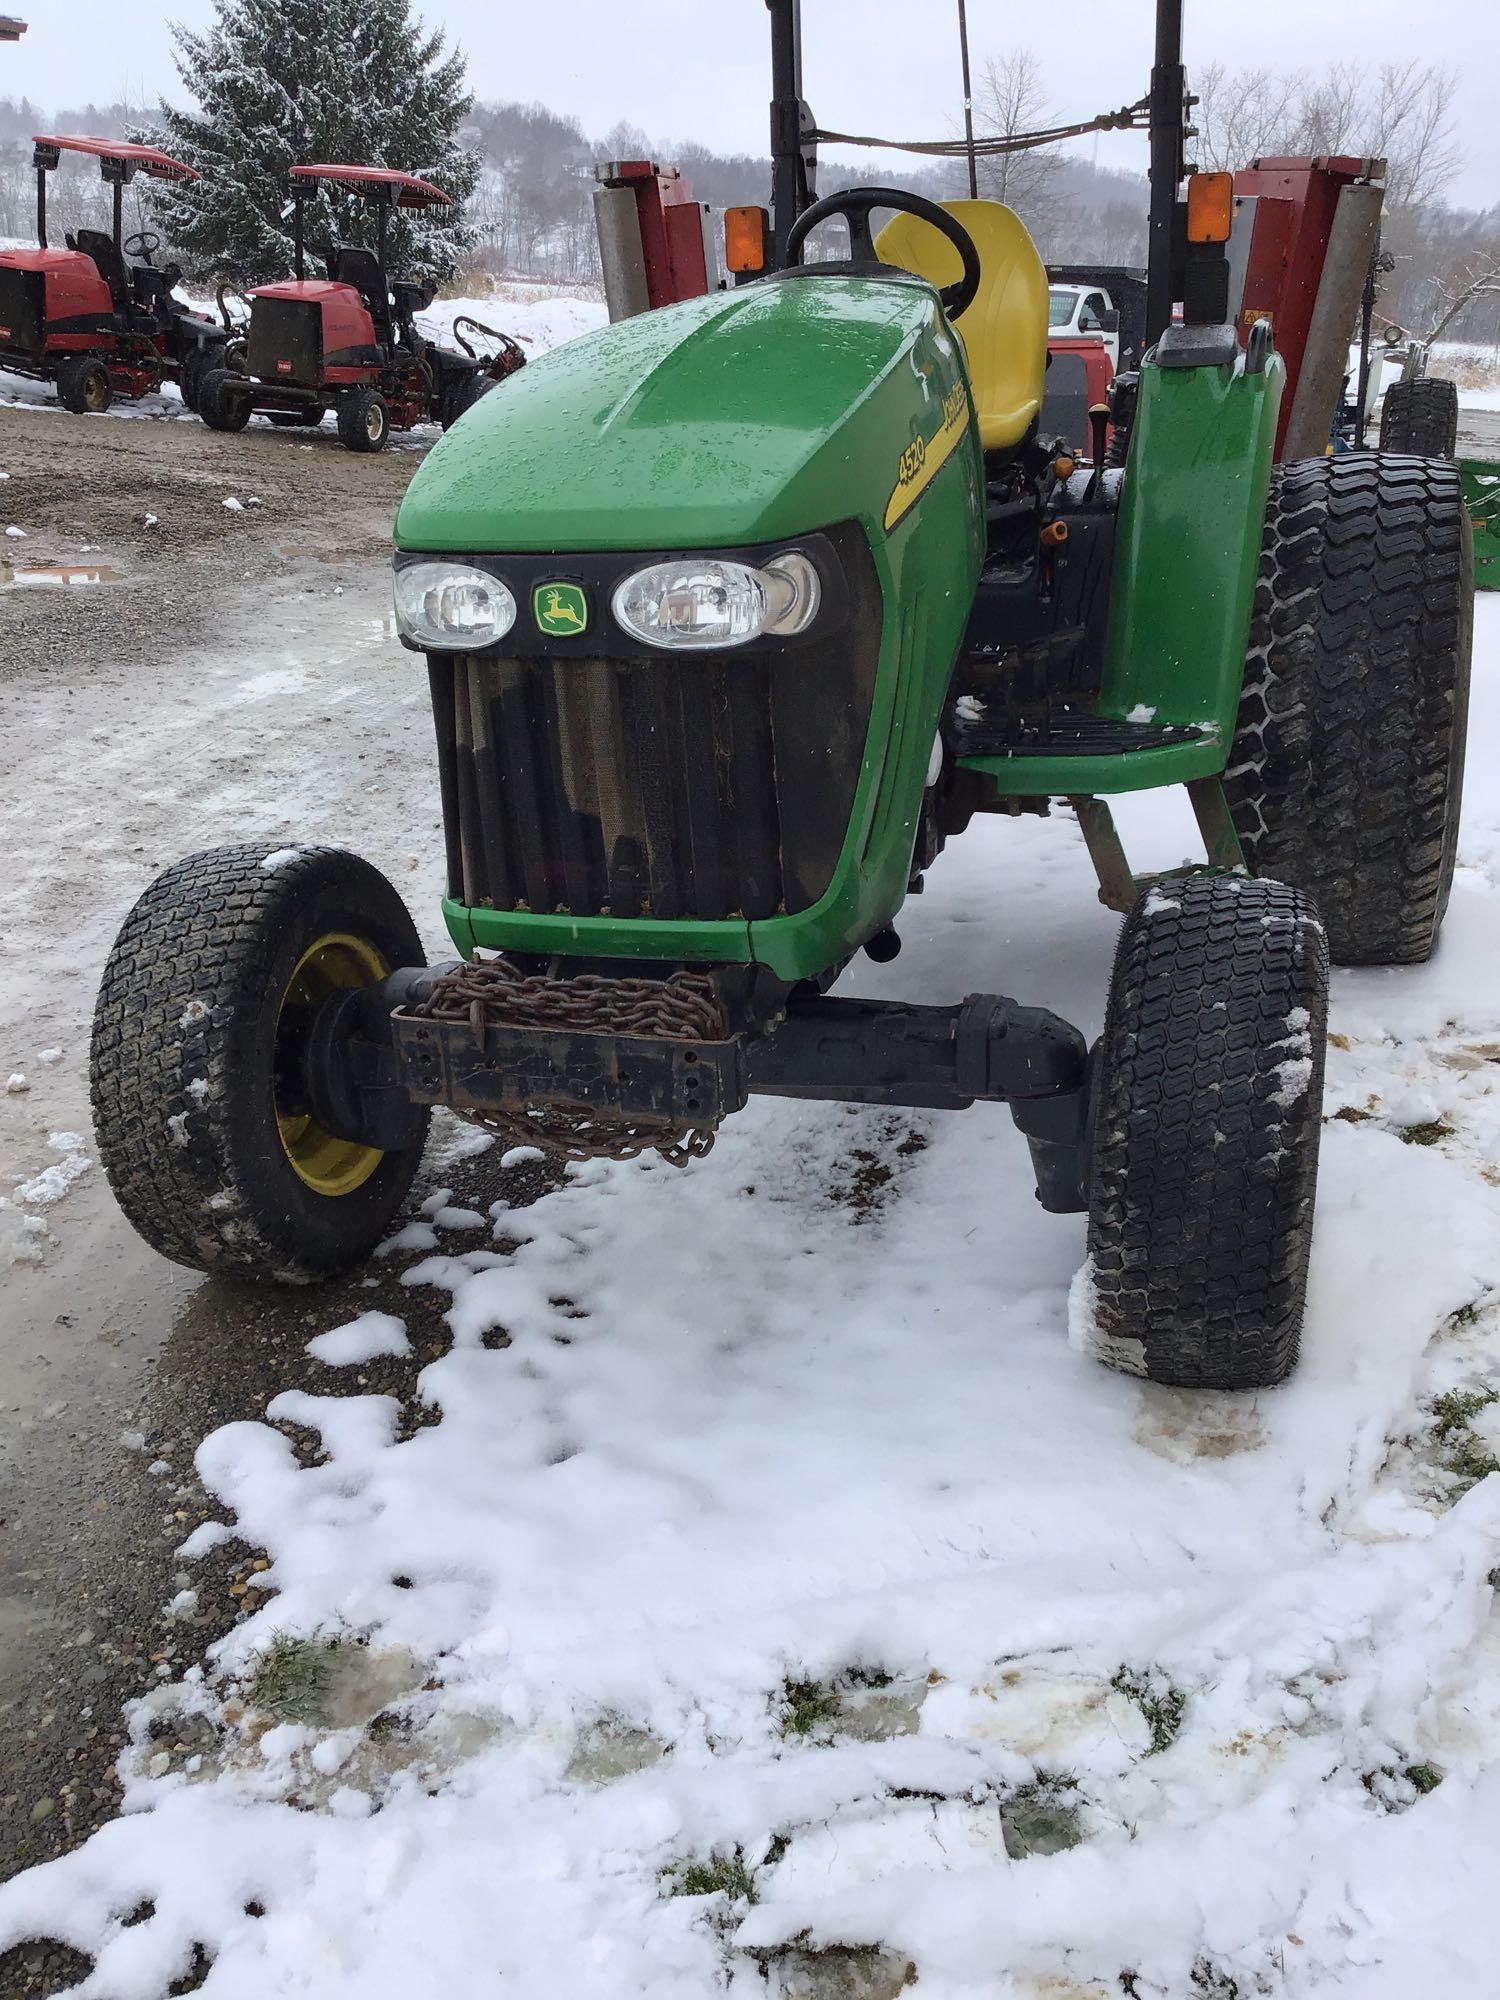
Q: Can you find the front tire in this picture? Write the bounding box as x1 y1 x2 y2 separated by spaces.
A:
1379 376 1458 457
91 845 430 1283
56 355 111 414
1225 455 1472 965
337 387 390 453
197 366 251 433
1082 873 1328 1390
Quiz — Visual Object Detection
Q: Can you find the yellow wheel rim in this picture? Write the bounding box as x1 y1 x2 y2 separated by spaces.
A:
275 931 389 1197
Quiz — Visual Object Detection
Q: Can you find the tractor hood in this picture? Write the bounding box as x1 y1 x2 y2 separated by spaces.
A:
396 273 975 553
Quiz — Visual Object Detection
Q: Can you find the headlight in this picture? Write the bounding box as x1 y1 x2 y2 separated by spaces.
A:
611 549 821 650
394 562 517 651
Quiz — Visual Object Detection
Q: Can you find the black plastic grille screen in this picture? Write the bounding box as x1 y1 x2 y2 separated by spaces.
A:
0 267 43 352
429 566 882 923
246 296 322 385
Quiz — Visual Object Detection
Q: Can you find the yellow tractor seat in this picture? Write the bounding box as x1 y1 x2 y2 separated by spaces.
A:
874 199 1049 453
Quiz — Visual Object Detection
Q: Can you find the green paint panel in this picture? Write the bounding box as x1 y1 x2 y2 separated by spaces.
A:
1460 458 1500 590
416 272 986 982
960 350 1282 799
1098 350 1283 735
397 276 978 555
958 735 1229 797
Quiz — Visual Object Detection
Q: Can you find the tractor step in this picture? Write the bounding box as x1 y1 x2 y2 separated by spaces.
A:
950 709 1212 757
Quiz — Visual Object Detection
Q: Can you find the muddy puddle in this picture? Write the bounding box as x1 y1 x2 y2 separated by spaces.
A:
0 561 124 590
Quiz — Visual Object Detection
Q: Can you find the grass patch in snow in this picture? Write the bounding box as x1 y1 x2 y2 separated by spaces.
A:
1111 1665 1187 1755
1188 1962 1241 1999
1364 1760 1446 1812
780 1676 843 1738
663 1848 758 1904
1429 1386 1500 1492
1399 1119 1454 1147
1446 1297 1487 1331
244 1636 337 1724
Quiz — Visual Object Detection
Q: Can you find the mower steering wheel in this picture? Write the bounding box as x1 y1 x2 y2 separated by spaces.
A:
784 187 982 320
124 230 160 264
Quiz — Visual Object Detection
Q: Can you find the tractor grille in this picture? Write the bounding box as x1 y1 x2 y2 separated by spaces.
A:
0 266 43 353
429 585 881 924
247 296 322 385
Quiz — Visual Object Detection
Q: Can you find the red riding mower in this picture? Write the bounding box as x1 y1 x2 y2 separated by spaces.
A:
0 135 237 414
195 165 525 453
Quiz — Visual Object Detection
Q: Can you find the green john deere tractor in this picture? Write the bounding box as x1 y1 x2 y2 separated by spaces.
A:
91 0 1472 1391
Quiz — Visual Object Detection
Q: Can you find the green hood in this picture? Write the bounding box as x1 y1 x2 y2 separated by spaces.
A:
396 274 961 554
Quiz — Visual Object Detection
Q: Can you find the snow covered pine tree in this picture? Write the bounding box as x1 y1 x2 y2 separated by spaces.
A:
135 0 479 283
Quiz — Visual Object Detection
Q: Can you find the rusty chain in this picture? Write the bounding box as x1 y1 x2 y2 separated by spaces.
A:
411 958 728 1168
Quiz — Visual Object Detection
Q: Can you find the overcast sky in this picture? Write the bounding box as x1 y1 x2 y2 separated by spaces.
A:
12 0 1500 209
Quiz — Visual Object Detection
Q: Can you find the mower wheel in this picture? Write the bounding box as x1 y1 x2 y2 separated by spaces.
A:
56 355 111 415
198 366 251 433
1379 376 1458 457
441 374 494 430
177 349 207 413
90 844 430 1284
337 387 390 452
1226 454 1472 965
1083 873 1327 1391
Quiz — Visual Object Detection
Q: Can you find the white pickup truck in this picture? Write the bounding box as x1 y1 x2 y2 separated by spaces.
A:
1048 282 1123 368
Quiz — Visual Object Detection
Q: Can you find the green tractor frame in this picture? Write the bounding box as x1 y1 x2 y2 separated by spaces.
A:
91 0 1473 1392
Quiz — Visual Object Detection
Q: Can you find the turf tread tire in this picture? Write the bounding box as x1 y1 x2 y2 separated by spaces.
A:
197 366 251 433
1224 453 1472 966
441 373 494 430
337 387 390 452
177 348 206 413
90 844 428 1283
1084 873 1328 1391
1378 376 1458 457
56 355 110 414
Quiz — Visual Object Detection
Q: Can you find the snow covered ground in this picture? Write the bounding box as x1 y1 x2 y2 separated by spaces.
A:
1 576 1498 1992
0 281 607 431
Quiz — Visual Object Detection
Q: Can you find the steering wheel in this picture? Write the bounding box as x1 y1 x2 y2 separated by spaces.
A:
124 230 160 264
784 186 982 319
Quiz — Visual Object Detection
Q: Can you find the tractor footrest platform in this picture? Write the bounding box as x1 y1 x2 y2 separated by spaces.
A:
952 712 1212 757
390 1009 746 1127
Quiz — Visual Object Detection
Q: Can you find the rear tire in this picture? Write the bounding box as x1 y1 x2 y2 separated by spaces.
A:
1082 873 1328 1391
198 366 251 433
90 844 430 1284
56 355 111 414
1379 376 1458 457
441 372 493 430
337 387 390 453
1225 454 1472 965
177 347 210 413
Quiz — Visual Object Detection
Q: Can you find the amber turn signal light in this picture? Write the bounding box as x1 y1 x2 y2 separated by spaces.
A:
724 205 769 275
1186 171 1234 244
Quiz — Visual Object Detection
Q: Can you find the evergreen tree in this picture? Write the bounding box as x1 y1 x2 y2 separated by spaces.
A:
137 0 478 283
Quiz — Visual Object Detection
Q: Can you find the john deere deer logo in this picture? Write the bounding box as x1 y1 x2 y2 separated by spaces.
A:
534 582 588 637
